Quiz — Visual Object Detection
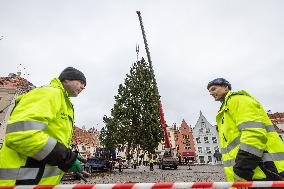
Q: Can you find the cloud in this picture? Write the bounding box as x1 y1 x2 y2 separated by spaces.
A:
1 1 283 129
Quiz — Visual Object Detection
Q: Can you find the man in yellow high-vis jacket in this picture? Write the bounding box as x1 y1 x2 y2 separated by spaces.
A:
207 78 284 184
0 67 86 185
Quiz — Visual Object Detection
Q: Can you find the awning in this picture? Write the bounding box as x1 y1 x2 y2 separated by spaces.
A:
182 152 195 157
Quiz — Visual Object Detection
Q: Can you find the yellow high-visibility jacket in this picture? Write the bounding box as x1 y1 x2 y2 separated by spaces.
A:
0 78 77 186
217 90 284 182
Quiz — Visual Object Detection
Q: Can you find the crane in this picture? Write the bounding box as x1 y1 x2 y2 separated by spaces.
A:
136 11 178 169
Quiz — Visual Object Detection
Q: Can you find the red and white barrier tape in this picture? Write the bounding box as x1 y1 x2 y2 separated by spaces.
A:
2 181 284 189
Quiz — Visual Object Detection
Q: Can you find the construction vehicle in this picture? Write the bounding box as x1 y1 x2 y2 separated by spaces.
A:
157 102 178 170
136 11 178 170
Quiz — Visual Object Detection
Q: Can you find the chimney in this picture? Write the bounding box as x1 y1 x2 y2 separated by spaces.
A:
8 73 16 78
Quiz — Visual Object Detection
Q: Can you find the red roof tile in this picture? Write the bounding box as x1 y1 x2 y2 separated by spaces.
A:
0 74 35 93
72 127 99 147
268 112 284 124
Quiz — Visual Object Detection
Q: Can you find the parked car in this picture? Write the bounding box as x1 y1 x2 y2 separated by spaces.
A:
84 157 109 172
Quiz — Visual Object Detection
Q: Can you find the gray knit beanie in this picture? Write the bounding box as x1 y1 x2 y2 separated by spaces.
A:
59 67 86 86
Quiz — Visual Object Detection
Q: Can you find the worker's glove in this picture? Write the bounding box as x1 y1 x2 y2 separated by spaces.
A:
77 154 87 163
69 159 82 173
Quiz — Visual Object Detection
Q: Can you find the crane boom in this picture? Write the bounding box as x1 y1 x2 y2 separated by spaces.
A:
136 11 178 169
136 11 172 153
158 102 171 149
136 11 153 70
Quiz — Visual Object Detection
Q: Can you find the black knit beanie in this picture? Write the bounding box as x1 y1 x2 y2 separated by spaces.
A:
59 67 86 86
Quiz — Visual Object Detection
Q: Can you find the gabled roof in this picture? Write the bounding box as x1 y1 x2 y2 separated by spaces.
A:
192 111 214 130
180 119 192 132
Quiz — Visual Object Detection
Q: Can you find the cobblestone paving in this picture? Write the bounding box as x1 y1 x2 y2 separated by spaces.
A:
61 165 226 184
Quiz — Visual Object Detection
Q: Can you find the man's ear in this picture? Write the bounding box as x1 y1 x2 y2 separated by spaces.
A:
224 85 229 92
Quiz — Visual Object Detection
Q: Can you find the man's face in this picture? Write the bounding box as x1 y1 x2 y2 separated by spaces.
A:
63 80 85 97
208 85 229 102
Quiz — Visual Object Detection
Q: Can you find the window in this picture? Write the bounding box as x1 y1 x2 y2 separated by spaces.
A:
183 135 189 140
206 147 211 154
198 147 203 153
184 144 191 150
199 128 204 133
208 156 212 162
82 145 86 151
212 137 217 143
204 137 209 143
196 137 201 143
214 146 219 152
206 128 210 133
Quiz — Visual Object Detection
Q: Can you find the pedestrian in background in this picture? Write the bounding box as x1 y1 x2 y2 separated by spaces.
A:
0 67 86 186
149 157 154 171
207 78 284 184
187 158 192 170
118 158 123 172
133 159 137 169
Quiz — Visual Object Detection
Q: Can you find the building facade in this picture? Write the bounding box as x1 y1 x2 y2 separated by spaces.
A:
0 73 34 148
192 111 221 164
174 120 196 163
72 127 101 158
0 88 18 147
155 124 177 160
268 112 284 140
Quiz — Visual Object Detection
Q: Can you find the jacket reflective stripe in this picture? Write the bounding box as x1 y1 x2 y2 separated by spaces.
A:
42 167 61 177
6 121 47 134
33 137 57 161
223 159 235 167
221 136 240 154
0 168 39 180
224 152 284 167
266 126 275 132
238 121 275 133
0 167 61 180
221 122 275 156
240 142 263 157
263 152 284 162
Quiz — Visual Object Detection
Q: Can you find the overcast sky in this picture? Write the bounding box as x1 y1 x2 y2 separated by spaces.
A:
1 1 284 130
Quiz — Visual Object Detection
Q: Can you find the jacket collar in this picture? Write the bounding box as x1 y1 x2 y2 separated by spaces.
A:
219 90 251 112
49 78 72 105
